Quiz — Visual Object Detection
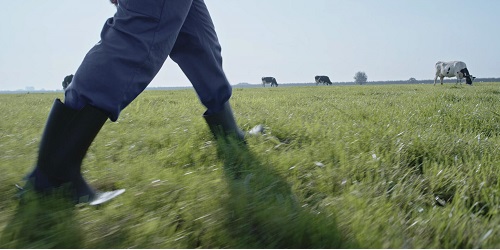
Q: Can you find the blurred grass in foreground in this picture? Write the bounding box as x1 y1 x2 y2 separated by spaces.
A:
1 83 499 248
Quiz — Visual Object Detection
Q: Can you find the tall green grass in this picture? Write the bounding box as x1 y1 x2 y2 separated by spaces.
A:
0 83 499 248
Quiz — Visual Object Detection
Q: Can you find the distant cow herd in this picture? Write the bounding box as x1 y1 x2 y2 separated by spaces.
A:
260 61 474 87
61 61 475 90
261 75 333 87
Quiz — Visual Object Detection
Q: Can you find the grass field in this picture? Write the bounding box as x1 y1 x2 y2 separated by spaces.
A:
1 83 499 248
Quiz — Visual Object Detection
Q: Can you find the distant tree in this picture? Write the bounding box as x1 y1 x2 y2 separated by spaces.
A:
354 71 367 85
408 77 418 83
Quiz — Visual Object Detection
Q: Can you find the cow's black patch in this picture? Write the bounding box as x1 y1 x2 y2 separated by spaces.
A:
460 68 470 76
466 76 473 85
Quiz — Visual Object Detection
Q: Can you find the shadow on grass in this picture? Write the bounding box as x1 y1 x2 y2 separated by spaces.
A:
0 192 84 248
216 138 358 248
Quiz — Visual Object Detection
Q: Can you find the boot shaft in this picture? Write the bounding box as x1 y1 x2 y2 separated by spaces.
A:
203 102 245 142
37 99 108 182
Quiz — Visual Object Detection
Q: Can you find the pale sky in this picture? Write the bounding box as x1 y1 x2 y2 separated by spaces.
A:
1 0 499 91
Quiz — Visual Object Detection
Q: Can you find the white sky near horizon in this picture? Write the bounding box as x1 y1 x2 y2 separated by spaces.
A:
0 0 499 91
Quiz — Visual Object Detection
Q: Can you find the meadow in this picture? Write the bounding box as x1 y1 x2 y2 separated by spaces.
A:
0 83 499 248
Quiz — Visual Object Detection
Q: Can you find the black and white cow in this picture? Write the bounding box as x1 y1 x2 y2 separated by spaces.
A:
315 75 332 85
62 74 74 90
262 77 278 87
434 61 475 86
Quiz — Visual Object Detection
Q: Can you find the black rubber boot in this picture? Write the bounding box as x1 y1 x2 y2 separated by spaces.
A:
24 99 108 203
203 102 245 142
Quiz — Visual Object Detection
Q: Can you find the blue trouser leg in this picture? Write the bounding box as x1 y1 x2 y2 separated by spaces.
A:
65 0 232 121
170 0 232 116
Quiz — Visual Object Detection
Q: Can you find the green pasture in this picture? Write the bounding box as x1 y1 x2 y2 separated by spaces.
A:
0 83 499 248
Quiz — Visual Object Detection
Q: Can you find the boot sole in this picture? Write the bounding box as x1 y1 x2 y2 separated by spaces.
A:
89 189 126 206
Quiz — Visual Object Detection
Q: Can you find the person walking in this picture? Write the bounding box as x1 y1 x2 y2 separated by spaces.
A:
23 0 250 205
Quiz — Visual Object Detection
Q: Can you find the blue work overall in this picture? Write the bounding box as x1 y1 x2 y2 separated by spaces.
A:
65 0 232 121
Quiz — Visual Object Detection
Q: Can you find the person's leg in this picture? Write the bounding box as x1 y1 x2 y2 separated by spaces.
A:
26 0 195 203
65 0 194 121
169 0 245 140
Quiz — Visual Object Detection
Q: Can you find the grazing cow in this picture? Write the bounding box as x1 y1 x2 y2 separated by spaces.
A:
315 75 332 85
62 74 74 90
434 61 475 86
262 77 278 87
